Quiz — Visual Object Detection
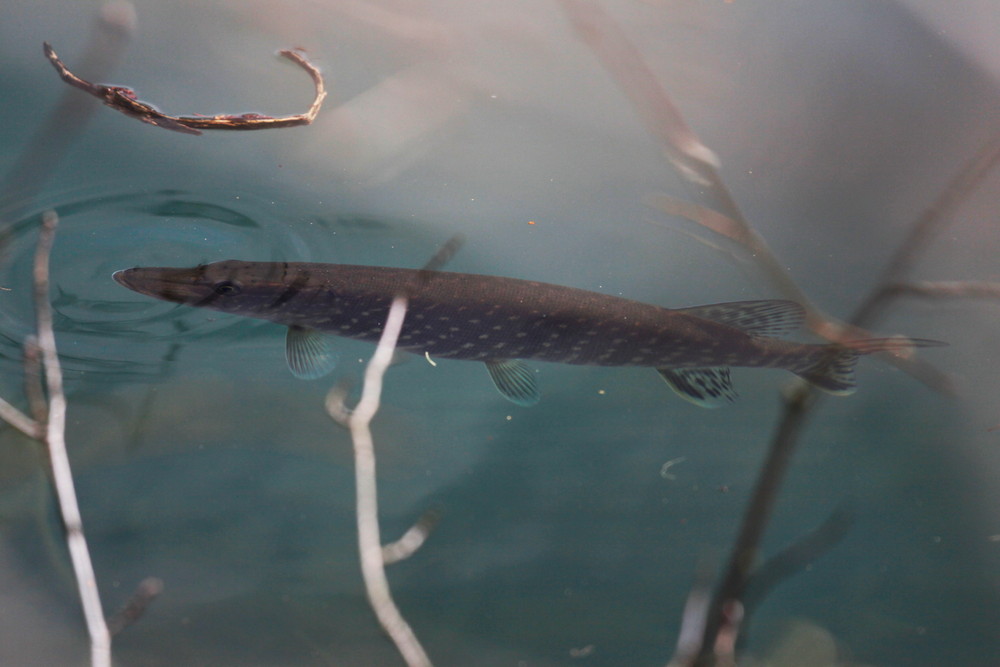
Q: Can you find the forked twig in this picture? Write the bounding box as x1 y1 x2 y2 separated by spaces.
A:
690 383 815 664
693 126 1000 667
556 3 980 664
851 131 1000 328
34 211 111 666
556 1 826 328
44 42 327 135
338 295 432 667
325 237 464 665
0 210 165 663
557 1 950 391
0 395 40 440
382 508 441 566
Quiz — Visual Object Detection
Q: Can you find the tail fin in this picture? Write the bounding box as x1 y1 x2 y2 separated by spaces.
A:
797 337 945 395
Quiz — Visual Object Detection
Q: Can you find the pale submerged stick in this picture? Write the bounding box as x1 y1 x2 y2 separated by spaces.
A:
0 210 162 663
330 237 464 664
34 211 111 666
340 295 432 667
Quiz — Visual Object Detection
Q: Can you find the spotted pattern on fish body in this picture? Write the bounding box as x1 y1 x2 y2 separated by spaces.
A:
112 261 942 407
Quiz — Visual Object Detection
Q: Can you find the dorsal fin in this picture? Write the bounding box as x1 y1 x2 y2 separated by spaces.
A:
675 300 805 338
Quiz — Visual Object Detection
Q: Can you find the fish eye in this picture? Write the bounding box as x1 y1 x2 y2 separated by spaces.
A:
213 280 242 296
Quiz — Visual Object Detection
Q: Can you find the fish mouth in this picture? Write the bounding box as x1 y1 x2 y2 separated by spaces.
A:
112 266 208 303
112 267 161 295
111 269 133 289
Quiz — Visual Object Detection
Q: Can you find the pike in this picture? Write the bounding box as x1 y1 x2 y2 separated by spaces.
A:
113 261 941 407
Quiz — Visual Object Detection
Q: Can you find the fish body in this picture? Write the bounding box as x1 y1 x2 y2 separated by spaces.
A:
113 261 938 406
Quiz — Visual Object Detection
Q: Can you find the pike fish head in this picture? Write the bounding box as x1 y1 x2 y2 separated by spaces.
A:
112 260 302 316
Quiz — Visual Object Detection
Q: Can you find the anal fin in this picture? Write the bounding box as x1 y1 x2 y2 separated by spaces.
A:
286 325 339 379
657 367 737 408
485 359 539 406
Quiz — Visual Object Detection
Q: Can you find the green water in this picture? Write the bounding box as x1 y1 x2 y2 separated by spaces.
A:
1 1 998 665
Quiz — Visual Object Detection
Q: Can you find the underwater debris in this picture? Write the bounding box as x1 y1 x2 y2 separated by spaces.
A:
43 42 326 135
106 577 164 637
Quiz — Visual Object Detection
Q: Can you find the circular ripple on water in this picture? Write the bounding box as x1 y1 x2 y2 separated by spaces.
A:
0 187 349 380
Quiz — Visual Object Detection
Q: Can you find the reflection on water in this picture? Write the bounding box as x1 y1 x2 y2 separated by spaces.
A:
1 1 1000 666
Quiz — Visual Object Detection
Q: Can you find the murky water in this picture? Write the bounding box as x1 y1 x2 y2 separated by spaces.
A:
1 1 999 665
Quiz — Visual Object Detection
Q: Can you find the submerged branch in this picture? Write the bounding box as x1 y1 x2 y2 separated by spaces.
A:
44 42 327 135
106 577 164 636
694 383 816 664
880 280 1000 303
0 396 40 440
382 508 441 566
340 295 432 667
325 380 354 427
693 125 1000 660
23 337 48 425
34 211 112 666
557 2 952 391
326 236 466 664
557 1 836 335
852 130 1000 328
742 505 854 621
667 562 713 667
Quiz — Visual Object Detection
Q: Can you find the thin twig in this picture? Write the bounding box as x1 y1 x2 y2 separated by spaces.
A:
106 577 164 636
23 336 48 425
382 508 441 566
667 562 713 667
44 42 327 135
851 131 1000 328
880 280 1000 303
324 379 354 427
695 383 815 664
0 396 40 439
556 1 837 337
741 505 853 623
34 211 111 667
341 295 432 667
328 237 464 664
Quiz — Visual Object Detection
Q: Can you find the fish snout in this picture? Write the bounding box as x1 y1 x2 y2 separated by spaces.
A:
111 269 131 288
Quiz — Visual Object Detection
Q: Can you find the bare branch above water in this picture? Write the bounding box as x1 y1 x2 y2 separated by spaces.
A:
43 42 327 135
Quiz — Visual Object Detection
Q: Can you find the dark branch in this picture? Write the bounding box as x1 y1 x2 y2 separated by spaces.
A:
43 42 327 135
695 384 816 663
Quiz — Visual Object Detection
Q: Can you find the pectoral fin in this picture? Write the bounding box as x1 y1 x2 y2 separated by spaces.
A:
657 367 736 408
286 326 339 379
485 360 540 406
